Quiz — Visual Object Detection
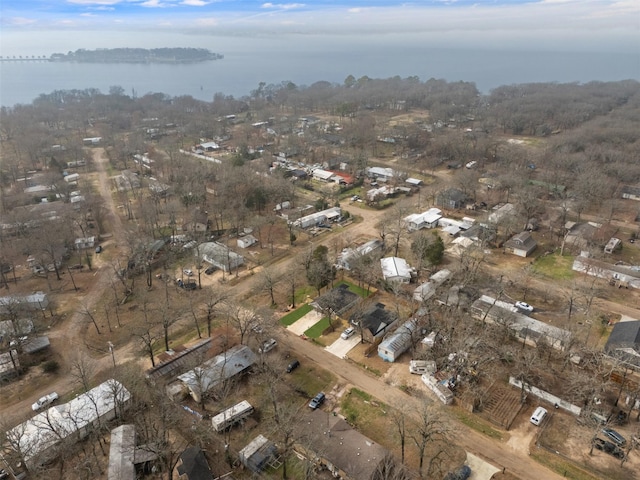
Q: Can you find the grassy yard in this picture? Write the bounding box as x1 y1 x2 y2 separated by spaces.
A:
290 364 335 398
533 253 575 280
304 317 331 338
279 304 313 326
337 280 373 298
531 449 603 480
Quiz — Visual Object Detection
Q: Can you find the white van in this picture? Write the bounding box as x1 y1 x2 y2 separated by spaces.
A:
530 406 548 426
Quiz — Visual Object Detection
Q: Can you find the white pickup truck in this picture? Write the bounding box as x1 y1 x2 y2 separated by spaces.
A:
32 392 59 411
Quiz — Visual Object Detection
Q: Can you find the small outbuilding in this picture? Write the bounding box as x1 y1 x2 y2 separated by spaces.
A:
239 435 278 472
237 235 258 249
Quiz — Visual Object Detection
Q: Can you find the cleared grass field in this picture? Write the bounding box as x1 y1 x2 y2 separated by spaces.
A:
279 303 313 326
533 253 575 280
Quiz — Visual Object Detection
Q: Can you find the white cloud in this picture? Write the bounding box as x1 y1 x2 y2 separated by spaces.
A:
181 0 209 5
261 3 305 10
7 16 38 26
141 0 170 7
195 17 219 26
80 13 97 16
67 0 128 5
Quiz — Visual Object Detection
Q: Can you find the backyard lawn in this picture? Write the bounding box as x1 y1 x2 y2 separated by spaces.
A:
279 304 313 326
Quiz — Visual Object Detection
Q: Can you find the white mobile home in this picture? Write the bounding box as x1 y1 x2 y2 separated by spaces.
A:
403 208 442 231
378 318 418 362
211 400 254 433
8 379 130 469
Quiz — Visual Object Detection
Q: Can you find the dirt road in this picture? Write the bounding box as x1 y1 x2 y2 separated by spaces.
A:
2 148 142 427
281 328 565 480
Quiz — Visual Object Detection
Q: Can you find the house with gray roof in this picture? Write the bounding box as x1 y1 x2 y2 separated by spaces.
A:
378 318 419 362
504 231 537 257
604 320 640 368
294 409 394 480
177 345 256 403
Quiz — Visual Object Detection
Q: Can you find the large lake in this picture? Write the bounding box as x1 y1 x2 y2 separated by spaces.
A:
1 37 638 107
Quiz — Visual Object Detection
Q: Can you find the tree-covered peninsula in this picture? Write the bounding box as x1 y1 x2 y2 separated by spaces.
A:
50 47 223 64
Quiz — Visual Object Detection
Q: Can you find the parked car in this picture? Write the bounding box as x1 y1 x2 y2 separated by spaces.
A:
32 392 59 411
0 469 9 480
204 265 216 275
259 338 277 354
341 327 356 340
444 465 472 480
95 245 102 253
593 438 625 459
602 427 626 446
183 268 194 276
309 392 326 409
286 359 300 373
515 301 534 313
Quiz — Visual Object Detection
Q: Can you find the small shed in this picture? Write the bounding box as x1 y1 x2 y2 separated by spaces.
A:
239 435 278 472
237 235 258 249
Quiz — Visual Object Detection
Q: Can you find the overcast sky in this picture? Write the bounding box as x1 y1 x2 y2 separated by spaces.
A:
1 1 638 54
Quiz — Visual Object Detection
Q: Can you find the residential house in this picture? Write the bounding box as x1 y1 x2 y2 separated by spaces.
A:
458 224 496 246
311 284 360 316
312 168 336 183
604 320 640 368
564 221 617 252
177 345 256 403
82 137 102 145
239 435 278 473
488 203 516 224
366 185 397 202
107 424 158 480
622 185 640 201
350 303 398 343
197 242 244 273
74 236 96 250
116 170 141 191
294 409 393 480
146 338 212 381
336 239 384 271
436 188 468 209
293 207 341 229
380 257 415 283
406 178 423 187
378 318 419 362
403 208 442 231
0 292 49 314
366 166 395 182
185 209 209 233
177 446 214 480
470 295 571 350
8 379 131 469
0 350 19 380
572 252 640 289
504 231 537 257
413 269 452 302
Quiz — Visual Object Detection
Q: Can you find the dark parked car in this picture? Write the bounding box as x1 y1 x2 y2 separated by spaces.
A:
444 465 472 480
593 438 625 459
95 245 102 253
602 427 626 446
204 265 216 275
286 359 300 373
309 392 325 409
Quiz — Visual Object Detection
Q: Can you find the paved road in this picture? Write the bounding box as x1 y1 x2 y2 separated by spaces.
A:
280 328 566 480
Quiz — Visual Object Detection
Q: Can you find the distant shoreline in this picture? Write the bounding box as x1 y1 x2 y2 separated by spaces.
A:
48 47 223 64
